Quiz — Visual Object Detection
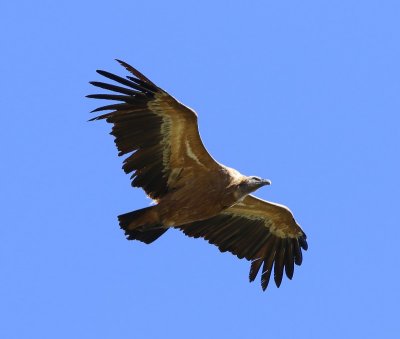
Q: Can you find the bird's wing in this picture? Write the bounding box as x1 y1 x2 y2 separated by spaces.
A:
176 195 307 291
88 60 220 200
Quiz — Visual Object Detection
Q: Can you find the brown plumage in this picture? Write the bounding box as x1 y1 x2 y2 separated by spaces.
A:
88 60 308 291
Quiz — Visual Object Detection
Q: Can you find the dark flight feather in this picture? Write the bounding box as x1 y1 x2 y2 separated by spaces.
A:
177 208 307 289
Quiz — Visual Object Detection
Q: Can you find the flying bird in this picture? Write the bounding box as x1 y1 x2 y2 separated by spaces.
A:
88 60 308 291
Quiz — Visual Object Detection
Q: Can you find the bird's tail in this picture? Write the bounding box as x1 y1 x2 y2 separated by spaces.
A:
118 207 167 244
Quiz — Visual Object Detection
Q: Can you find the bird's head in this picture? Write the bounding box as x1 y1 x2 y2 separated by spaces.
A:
238 176 271 196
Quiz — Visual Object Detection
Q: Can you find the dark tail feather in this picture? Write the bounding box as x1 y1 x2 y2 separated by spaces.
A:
123 228 168 244
118 207 167 244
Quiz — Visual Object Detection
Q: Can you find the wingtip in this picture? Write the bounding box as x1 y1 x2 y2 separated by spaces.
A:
249 273 256 283
114 59 157 86
115 58 130 69
261 277 271 291
96 69 107 76
115 59 124 67
300 238 308 251
299 232 308 251
89 106 103 113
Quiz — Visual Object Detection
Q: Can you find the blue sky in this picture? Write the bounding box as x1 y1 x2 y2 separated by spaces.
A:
1 1 399 338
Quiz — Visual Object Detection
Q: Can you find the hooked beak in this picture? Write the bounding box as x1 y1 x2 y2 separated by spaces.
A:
261 179 271 186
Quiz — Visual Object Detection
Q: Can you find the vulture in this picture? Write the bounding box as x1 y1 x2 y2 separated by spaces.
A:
88 60 308 291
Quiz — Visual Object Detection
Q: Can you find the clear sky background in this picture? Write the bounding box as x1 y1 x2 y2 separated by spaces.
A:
1 1 399 338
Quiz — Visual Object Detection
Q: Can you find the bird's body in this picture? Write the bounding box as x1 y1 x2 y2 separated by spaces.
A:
126 165 261 228
155 166 240 226
88 60 308 291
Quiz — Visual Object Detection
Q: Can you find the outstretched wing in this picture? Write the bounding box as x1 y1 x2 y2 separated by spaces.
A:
177 195 307 291
88 60 219 200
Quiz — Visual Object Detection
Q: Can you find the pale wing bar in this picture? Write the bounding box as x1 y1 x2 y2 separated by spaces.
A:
88 61 177 199
88 60 219 199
